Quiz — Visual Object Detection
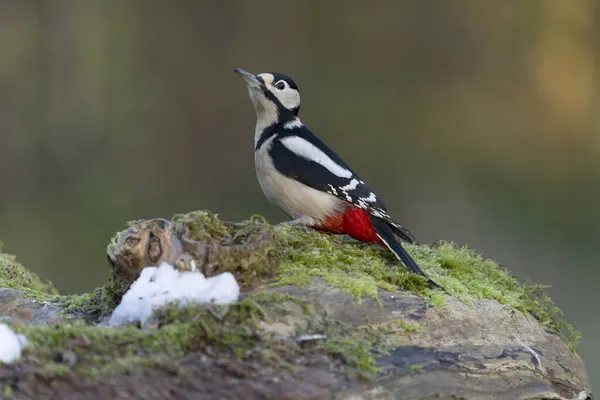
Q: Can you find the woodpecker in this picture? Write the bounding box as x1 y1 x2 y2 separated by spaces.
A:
234 68 439 288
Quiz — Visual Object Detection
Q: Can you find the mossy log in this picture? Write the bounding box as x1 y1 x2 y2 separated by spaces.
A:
0 212 592 400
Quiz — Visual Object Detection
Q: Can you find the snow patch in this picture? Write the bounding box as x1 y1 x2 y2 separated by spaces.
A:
109 262 240 326
0 324 28 363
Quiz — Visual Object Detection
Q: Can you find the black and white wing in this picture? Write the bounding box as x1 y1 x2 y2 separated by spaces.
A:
267 125 416 243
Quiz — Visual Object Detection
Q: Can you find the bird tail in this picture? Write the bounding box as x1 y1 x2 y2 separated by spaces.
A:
388 221 416 244
370 216 441 288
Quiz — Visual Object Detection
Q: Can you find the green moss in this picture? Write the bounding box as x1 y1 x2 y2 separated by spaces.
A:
6 287 392 380
271 226 579 349
170 212 282 285
324 338 379 378
247 291 313 314
407 364 422 375
15 298 253 378
400 241 579 349
57 287 115 322
0 244 57 300
521 284 581 352
172 210 232 242
15 320 203 378
275 226 435 304
2 384 13 398
380 318 420 334
12 292 384 380
59 292 99 315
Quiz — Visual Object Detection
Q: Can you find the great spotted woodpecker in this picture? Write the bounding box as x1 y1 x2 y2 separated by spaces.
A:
234 68 439 287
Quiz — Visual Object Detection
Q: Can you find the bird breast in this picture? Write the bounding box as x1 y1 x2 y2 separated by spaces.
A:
254 137 344 222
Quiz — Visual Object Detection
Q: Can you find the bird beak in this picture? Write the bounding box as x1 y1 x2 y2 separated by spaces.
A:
233 68 261 89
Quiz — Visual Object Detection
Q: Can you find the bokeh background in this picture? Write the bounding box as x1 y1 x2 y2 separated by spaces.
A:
0 0 598 390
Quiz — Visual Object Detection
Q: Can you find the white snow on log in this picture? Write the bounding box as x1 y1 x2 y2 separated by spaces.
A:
0 324 28 363
109 262 239 326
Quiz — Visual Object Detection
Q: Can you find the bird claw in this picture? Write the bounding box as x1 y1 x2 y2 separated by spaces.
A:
279 219 304 227
278 216 315 227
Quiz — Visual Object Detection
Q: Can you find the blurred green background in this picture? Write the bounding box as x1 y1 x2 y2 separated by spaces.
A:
0 0 597 390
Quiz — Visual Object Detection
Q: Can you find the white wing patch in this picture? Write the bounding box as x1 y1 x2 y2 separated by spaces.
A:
340 179 359 191
370 208 386 218
280 136 353 178
364 192 377 202
335 179 384 211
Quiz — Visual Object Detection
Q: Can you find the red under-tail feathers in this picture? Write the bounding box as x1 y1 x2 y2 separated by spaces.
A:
314 207 383 245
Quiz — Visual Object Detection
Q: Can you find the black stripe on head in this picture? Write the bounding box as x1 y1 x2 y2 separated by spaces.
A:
262 88 296 119
267 72 299 92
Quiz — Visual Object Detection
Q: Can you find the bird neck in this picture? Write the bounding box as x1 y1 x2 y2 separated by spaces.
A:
254 113 299 147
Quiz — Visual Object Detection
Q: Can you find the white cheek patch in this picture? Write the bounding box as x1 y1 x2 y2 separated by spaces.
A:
280 136 352 178
277 89 300 110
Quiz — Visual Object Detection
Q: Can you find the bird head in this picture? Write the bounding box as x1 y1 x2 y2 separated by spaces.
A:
234 68 300 124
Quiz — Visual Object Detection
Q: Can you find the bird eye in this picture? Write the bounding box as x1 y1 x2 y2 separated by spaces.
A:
275 81 286 90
